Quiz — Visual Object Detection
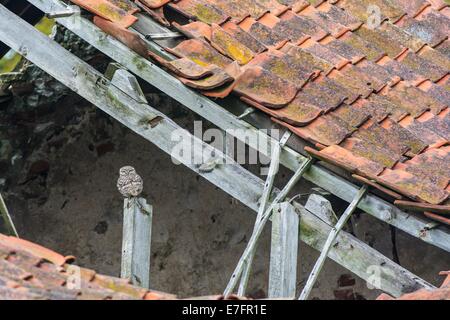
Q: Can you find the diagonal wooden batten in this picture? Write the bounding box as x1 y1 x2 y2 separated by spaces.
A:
237 131 291 296
0 193 19 238
224 157 313 297
299 185 368 300
24 0 450 253
0 3 436 297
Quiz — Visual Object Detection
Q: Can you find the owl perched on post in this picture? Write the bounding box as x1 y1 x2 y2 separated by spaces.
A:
117 166 143 198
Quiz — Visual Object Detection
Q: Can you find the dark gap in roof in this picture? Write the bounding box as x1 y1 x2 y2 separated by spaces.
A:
163 5 190 26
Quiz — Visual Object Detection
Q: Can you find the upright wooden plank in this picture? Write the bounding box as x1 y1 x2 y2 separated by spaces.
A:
132 198 152 288
25 0 450 253
120 198 135 281
121 198 153 288
268 202 299 299
0 7 434 296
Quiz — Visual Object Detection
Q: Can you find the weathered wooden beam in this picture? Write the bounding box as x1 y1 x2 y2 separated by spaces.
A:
299 186 368 300
268 202 299 299
24 0 450 253
121 197 153 288
0 6 434 297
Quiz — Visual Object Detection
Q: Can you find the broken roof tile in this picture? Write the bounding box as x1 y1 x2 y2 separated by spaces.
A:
136 1 170 26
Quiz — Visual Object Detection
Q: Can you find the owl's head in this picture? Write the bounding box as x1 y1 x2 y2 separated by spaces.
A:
119 166 136 176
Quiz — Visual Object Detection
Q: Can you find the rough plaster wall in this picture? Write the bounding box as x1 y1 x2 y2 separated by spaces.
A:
1 90 449 299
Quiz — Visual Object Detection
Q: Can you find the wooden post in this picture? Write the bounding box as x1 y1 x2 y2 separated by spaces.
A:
268 202 299 299
299 185 368 300
121 197 152 288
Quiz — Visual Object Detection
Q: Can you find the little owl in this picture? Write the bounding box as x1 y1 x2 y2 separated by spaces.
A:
117 166 143 198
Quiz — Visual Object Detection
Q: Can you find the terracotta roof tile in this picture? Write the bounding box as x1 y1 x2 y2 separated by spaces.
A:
378 271 450 300
69 0 450 224
70 0 138 28
0 234 184 300
399 16 448 47
169 0 229 25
